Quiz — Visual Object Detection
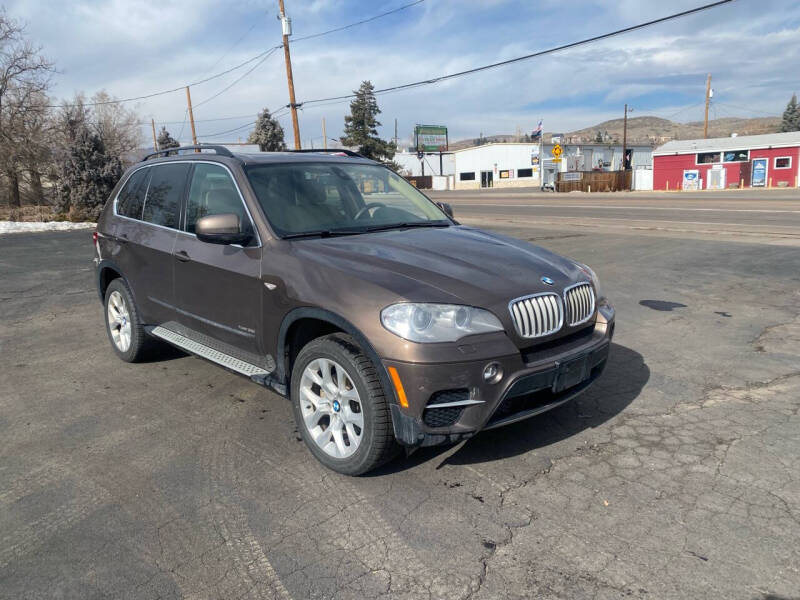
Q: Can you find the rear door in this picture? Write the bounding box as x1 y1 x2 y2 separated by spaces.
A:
173 162 263 357
110 163 189 324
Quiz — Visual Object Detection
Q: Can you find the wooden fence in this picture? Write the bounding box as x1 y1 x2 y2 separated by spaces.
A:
404 175 433 189
556 170 632 192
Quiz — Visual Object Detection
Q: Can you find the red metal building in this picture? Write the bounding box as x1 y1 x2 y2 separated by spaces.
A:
652 131 800 191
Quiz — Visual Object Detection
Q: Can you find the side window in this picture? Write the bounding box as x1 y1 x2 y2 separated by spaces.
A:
186 163 250 234
116 168 149 220
142 164 189 228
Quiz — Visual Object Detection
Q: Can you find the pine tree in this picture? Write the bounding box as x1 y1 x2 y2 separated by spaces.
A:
594 131 604 143
340 81 397 167
780 94 800 132
247 108 286 151
54 118 122 221
157 126 180 152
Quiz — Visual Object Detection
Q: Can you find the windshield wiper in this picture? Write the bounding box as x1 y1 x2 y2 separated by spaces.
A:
363 221 450 233
281 229 367 239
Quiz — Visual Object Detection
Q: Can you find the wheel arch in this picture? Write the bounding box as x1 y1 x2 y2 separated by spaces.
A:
96 259 131 304
277 307 398 407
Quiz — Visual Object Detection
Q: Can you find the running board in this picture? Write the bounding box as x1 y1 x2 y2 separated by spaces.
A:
150 326 271 378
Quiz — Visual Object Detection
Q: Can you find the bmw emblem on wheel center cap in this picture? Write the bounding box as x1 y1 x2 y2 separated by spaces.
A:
332 400 341 412
541 276 555 285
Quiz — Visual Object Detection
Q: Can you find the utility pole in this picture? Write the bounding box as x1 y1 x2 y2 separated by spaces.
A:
322 117 327 150
394 118 398 148
278 0 301 150
185 86 198 148
703 73 712 139
150 118 158 151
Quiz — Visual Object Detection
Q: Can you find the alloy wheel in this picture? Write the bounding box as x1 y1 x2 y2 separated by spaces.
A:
107 290 132 352
299 358 364 458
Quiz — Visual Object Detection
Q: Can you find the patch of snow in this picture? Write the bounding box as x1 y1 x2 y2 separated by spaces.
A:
0 221 96 235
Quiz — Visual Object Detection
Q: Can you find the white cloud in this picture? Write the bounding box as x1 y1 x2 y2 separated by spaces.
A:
4 0 798 145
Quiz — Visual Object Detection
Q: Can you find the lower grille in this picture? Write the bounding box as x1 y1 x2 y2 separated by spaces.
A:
423 406 464 428
423 389 468 428
488 343 610 427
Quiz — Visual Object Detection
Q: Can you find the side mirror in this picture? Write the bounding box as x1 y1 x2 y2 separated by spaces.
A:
436 201 454 218
195 214 252 246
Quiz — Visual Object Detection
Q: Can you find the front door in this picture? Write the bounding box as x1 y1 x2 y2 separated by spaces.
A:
480 170 493 188
173 162 263 358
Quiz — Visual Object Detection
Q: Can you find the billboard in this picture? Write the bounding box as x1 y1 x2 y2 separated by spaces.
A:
415 125 448 152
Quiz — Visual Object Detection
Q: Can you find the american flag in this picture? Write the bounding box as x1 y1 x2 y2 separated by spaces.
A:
531 120 543 138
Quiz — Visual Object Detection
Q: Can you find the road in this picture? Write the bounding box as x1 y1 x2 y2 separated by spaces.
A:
429 188 800 245
1 191 799 599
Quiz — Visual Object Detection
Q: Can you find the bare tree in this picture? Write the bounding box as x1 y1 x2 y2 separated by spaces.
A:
0 10 53 209
92 90 143 161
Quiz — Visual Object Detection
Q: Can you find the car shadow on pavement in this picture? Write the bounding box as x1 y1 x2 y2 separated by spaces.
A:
372 342 649 475
138 343 188 363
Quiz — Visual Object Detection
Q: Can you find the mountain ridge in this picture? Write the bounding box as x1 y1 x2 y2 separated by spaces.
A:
448 115 780 150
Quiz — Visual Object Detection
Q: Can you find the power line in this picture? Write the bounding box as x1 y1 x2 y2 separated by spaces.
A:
292 0 425 43
198 106 290 140
44 46 281 109
147 113 265 126
200 21 261 77
713 101 778 117
44 1 425 111
193 45 282 109
198 120 257 139
295 0 734 107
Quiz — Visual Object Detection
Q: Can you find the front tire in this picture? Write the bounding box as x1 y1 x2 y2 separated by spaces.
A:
291 334 399 475
104 278 152 363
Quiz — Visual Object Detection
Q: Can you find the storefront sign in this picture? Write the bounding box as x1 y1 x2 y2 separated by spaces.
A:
561 172 582 182
682 170 700 191
751 158 767 187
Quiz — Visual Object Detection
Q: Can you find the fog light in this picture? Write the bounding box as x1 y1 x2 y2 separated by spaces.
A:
483 362 503 384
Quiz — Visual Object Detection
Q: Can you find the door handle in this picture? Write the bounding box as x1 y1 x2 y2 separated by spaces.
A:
175 250 191 262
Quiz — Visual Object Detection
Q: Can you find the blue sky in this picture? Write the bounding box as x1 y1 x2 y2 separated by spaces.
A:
7 0 800 147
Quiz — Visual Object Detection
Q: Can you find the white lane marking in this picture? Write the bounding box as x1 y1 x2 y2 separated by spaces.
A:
464 214 800 229
458 216 800 238
456 203 800 214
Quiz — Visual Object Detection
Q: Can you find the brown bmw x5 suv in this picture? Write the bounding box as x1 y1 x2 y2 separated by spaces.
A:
94 145 614 475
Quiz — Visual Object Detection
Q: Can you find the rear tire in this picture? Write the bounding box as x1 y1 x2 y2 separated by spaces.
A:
291 334 399 475
104 278 153 363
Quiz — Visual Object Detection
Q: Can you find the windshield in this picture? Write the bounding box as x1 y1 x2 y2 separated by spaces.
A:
244 162 449 237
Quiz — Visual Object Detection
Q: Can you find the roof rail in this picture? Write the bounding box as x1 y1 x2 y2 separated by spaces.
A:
288 148 365 158
141 144 235 162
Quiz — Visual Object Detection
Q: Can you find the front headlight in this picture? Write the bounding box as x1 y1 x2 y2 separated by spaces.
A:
578 263 604 301
381 303 504 343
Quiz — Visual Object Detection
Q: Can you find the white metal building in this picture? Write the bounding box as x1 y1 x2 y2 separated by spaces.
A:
394 151 455 177
452 142 652 189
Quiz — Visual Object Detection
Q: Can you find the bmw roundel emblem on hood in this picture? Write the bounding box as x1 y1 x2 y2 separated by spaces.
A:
541 276 555 285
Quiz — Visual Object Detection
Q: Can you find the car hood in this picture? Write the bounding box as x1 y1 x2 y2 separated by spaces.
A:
290 225 586 308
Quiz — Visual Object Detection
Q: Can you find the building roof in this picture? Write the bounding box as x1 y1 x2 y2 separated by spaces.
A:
452 141 652 153
653 131 800 156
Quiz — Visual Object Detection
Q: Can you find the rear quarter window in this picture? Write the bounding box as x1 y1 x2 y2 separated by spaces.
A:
116 168 149 220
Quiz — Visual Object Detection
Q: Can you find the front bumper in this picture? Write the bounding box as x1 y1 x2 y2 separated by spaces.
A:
387 301 615 447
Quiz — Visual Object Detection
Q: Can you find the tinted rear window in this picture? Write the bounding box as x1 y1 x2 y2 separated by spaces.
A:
116 168 149 219
142 164 190 228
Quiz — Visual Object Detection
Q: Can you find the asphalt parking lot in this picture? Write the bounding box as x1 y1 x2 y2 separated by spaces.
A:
2 190 799 599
